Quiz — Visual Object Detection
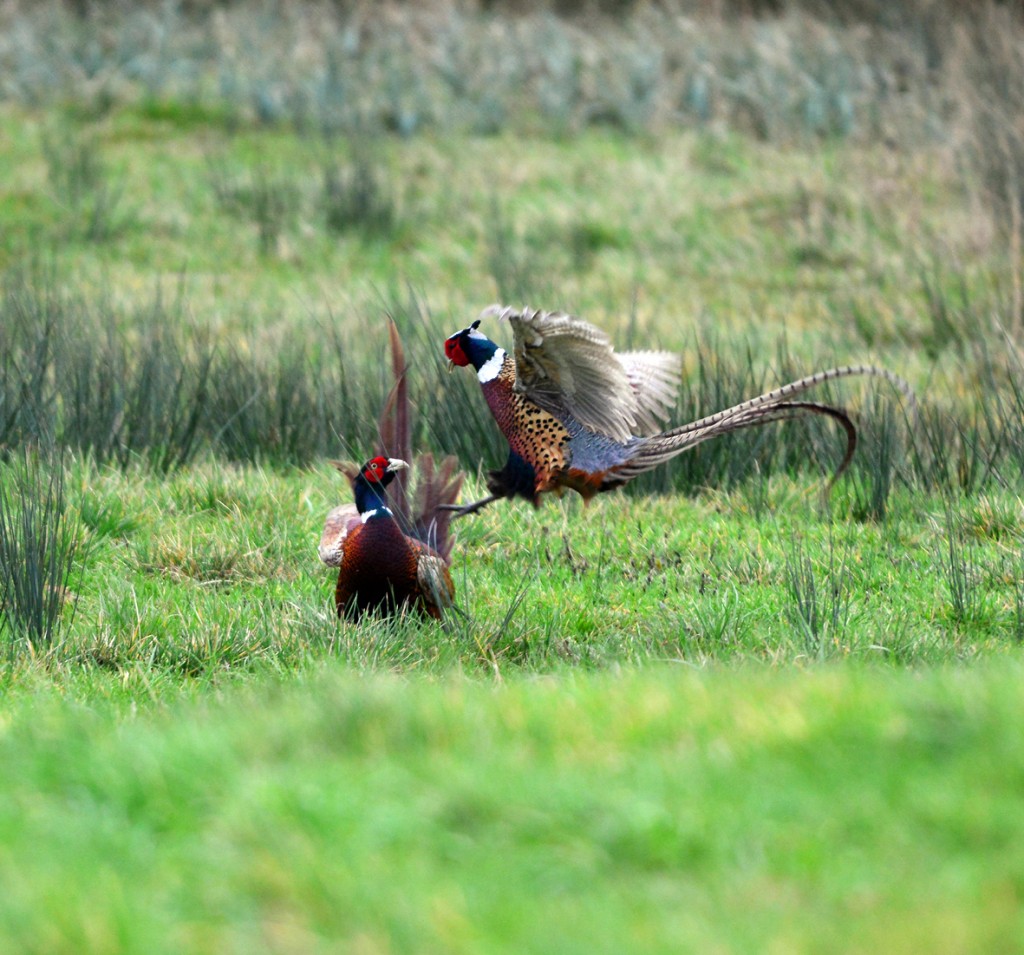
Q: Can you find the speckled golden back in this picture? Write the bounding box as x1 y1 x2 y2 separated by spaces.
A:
483 357 570 493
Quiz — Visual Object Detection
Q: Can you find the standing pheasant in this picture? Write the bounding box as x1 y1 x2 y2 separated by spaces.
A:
319 456 457 620
319 322 463 620
443 304 914 513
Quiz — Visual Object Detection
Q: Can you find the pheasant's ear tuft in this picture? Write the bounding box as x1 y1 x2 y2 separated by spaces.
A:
331 460 360 481
470 319 481 330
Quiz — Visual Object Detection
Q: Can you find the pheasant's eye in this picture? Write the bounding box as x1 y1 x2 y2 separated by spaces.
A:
364 458 386 481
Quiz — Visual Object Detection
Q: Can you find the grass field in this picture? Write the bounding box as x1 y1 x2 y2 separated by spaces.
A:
3 665 1024 953
2 1 1024 950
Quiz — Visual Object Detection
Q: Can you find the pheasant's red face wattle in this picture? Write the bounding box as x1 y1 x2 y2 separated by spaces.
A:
444 334 470 367
362 456 391 483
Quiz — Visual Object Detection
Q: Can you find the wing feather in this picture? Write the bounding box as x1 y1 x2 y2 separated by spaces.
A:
618 350 682 435
416 551 455 613
483 305 651 443
318 503 360 566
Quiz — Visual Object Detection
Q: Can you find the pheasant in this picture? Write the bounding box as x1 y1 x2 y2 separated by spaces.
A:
319 455 457 620
443 304 914 513
319 322 463 620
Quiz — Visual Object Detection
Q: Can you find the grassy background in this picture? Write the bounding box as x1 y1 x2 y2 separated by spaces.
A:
2 0 1024 949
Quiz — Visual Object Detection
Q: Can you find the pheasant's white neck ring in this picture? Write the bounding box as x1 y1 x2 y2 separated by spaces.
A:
477 348 506 383
361 506 393 522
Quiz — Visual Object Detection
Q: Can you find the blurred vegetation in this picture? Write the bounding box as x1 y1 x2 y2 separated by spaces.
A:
2 0 1022 282
0 0 1002 145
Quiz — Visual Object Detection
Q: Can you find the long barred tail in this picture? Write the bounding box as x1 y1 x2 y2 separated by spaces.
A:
611 364 917 482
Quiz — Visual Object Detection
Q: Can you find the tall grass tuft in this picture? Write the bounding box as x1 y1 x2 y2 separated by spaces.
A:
55 291 215 474
0 272 214 473
849 397 902 522
0 452 81 656
783 527 852 658
4 269 1024 499
985 340 1024 483
0 271 61 450
209 337 340 466
941 501 982 628
911 348 1024 496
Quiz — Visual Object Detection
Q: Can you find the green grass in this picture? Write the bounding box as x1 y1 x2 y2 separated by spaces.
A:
0 104 965 357
1 663 1022 953
23 459 1019 677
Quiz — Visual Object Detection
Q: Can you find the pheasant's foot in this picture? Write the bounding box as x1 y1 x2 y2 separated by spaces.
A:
437 494 501 518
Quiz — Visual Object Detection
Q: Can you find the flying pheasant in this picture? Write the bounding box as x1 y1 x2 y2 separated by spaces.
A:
443 304 914 513
319 322 463 620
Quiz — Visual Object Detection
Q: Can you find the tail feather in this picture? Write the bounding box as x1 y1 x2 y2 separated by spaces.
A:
377 319 464 557
379 319 412 519
411 452 465 560
614 400 857 482
613 365 915 483
665 365 915 441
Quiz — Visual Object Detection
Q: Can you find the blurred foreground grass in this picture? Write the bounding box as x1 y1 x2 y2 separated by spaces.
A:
1 662 1021 953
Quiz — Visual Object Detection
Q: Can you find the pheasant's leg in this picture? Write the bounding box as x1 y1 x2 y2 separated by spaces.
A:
437 494 502 518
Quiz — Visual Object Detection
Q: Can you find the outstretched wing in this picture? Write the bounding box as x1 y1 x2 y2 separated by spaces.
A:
618 350 682 436
484 305 662 443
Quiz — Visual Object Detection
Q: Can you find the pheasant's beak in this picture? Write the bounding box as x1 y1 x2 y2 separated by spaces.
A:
386 458 409 473
446 359 455 373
